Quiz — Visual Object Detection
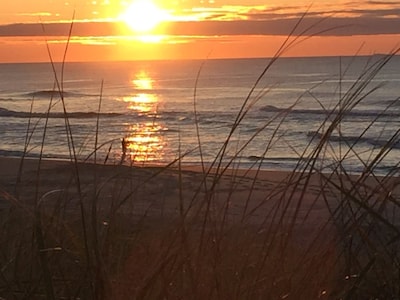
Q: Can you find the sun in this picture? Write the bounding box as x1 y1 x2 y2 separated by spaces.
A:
121 0 168 33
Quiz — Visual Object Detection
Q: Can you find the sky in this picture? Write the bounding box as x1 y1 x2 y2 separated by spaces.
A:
0 0 399 62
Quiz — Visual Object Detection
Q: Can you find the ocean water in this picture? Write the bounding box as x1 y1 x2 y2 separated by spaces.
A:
0 56 399 175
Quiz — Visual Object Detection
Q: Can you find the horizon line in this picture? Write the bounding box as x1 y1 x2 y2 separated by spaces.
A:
1 52 398 65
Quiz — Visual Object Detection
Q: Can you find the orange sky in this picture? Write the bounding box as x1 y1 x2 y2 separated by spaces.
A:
0 0 400 62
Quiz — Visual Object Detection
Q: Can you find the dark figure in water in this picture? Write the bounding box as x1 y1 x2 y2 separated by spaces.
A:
120 138 128 164
122 138 127 155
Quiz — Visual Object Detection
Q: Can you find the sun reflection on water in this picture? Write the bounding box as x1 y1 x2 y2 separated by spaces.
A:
132 71 153 90
121 71 165 163
124 93 158 113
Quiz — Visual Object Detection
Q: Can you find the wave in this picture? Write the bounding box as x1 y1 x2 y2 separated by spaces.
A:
307 131 400 149
0 107 213 123
0 107 122 119
0 149 39 158
382 99 400 107
246 155 309 162
24 90 93 98
259 105 400 118
0 149 74 160
258 105 283 112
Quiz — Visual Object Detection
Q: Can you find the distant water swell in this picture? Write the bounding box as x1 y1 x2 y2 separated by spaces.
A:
0 149 72 159
0 107 229 124
259 105 400 118
0 107 195 122
236 154 400 174
307 131 400 149
24 90 94 98
0 107 122 119
0 91 97 102
2 103 399 121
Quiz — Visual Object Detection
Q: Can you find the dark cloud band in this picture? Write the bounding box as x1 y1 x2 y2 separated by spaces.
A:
0 16 399 38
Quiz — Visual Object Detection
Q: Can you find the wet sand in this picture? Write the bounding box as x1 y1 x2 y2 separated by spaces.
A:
0 156 339 230
1 155 398 240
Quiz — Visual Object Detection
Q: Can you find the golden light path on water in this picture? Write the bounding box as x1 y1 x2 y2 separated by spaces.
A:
122 71 165 163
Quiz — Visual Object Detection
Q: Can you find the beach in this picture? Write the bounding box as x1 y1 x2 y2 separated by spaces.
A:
1 56 400 298
2 155 399 298
1 155 337 229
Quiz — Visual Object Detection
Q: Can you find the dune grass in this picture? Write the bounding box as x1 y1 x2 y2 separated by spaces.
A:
1 18 400 299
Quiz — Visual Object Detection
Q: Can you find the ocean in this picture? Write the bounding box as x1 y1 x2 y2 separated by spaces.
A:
0 56 399 175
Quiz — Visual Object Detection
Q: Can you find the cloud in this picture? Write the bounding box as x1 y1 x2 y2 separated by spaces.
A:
239 2 400 21
165 17 400 36
0 22 119 37
1 3 400 38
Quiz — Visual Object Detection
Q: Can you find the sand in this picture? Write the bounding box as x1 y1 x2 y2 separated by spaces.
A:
0 157 397 227
0 156 334 225
2 155 399 232
2 156 400 298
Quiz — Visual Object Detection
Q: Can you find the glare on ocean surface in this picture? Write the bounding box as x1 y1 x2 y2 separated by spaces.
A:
124 94 158 113
123 71 158 113
125 122 164 162
132 71 153 90
122 71 165 162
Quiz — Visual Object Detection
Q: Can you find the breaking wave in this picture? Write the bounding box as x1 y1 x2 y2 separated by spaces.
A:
0 107 122 119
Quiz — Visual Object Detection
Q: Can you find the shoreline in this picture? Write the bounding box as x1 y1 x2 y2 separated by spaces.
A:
2 154 398 192
0 155 332 222
2 155 399 228
1 150 398 178
2 154 398 189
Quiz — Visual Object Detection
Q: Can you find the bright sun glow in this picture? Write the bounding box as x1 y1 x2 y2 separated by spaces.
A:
121 0 168 33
